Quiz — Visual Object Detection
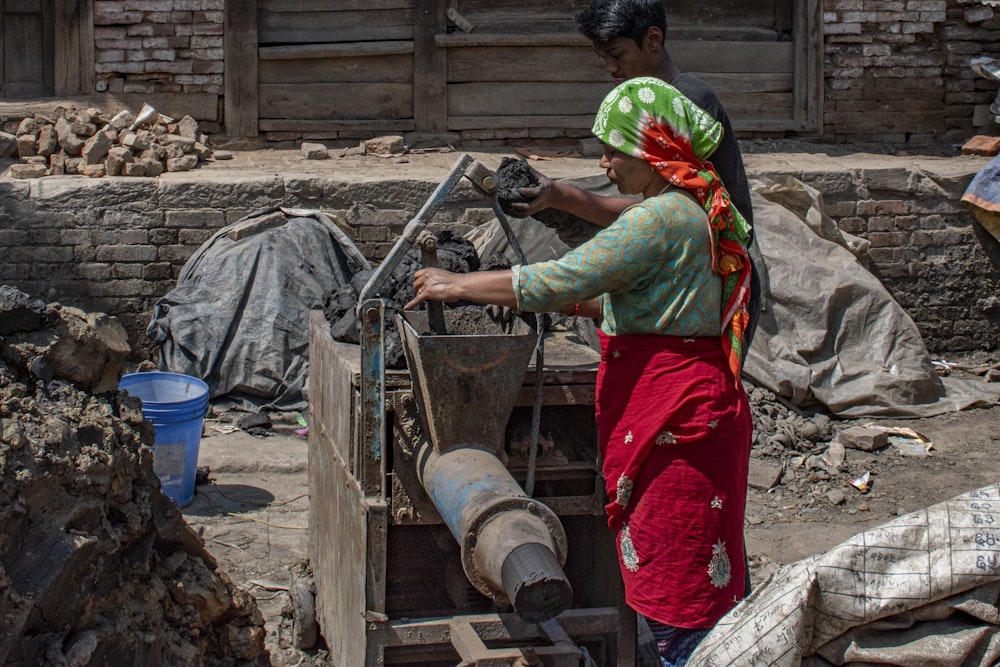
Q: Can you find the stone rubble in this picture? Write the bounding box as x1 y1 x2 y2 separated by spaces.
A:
0 106 214 179
746 383 911 510
300 134 409 160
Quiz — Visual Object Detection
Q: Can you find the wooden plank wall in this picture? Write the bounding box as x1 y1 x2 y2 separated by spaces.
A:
225 0 259 138
675 41 797 130
664 0 794 38
452 0 589 33
441 37 797 133
54 0 94 96
257 0 416 133
1 0 55 99
1 0 95 99
239 0 817 139
258 0 414 43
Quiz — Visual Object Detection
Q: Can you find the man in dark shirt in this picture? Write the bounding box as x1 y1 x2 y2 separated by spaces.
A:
508 0 761 348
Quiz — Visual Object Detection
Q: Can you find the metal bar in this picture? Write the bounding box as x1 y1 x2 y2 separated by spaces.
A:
357 153 474 305
492 202 547 499
359 298 386 499
417 233 447 335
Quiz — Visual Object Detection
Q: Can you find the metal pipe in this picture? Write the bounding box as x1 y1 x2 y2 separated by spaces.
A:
414 443 573 622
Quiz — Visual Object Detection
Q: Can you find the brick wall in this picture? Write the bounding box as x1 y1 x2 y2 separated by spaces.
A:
0 176 490 358
822 0 1000 145
787 165 1000 351
92 0 224 97
1 163 997 356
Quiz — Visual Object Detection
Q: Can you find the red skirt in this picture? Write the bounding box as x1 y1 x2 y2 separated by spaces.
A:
595 332 752 629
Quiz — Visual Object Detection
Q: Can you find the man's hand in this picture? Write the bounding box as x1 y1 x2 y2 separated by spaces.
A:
506 169 557 218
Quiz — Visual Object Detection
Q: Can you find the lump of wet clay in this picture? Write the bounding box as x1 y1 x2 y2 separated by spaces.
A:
495 156 604 247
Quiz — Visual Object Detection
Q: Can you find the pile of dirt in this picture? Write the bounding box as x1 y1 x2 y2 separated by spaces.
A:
322 230 481 368
0 286 267 666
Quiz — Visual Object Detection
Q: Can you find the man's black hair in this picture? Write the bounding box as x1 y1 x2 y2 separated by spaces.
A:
575 0 668 47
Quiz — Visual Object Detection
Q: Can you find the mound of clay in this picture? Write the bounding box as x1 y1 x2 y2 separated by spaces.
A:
495 157 604 247
323 230 481 368
0 285 130 394
0 286 267 666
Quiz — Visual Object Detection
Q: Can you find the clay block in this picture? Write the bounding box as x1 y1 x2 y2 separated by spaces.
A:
36 125 59 157
836 426 889 452
82 130 114 164
166 155 198 172
105 146 134 176
122 162 147 177
961 135 1000 156
49 152 66 175
80 163 107 178
10 163 48 179
0 131 16 157
747 457 784 490
140 157 164 177
364 135 405 155
301 142 329 160
16 135 37 158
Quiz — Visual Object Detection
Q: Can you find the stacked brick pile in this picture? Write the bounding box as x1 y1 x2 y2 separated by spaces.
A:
0 106 212 179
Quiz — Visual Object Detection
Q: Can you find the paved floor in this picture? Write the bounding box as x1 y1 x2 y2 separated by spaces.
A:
181 420 312 664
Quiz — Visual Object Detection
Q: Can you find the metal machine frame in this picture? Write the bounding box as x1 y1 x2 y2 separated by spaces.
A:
307 154 637 666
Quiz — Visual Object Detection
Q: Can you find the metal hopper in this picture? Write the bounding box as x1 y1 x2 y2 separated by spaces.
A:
397 309 574 623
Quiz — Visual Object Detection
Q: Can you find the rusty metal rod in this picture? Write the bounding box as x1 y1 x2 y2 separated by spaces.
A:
417 233 448 335
356 153 474 308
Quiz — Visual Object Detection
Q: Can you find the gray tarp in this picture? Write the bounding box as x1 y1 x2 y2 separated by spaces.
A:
467 174 999 418
745 175 998 417
147 207 370 410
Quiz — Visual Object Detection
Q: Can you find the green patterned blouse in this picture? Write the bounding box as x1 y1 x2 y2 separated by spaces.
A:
512 191 721 337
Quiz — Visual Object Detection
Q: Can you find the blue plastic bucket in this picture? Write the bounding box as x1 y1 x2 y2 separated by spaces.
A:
119 371 210 507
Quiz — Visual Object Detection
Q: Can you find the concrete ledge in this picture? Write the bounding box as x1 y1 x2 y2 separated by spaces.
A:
0 148 997 353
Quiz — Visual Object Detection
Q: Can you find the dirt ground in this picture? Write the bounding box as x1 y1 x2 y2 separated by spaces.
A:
743 360 1000 583
184 352 999 666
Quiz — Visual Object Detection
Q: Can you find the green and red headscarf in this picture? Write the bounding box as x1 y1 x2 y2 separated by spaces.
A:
592 76 753 380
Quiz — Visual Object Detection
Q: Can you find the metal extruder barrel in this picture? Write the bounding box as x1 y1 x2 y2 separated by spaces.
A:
398 311 573 623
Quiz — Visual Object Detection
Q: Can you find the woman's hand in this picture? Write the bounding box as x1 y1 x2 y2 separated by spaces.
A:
405 268 463 310
406 268 517 311
571 298 602 320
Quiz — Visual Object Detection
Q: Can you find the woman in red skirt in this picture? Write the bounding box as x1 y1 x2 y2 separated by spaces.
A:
408 76 754 665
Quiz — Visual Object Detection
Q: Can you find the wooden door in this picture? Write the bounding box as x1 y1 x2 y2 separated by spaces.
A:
1 0 55 99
